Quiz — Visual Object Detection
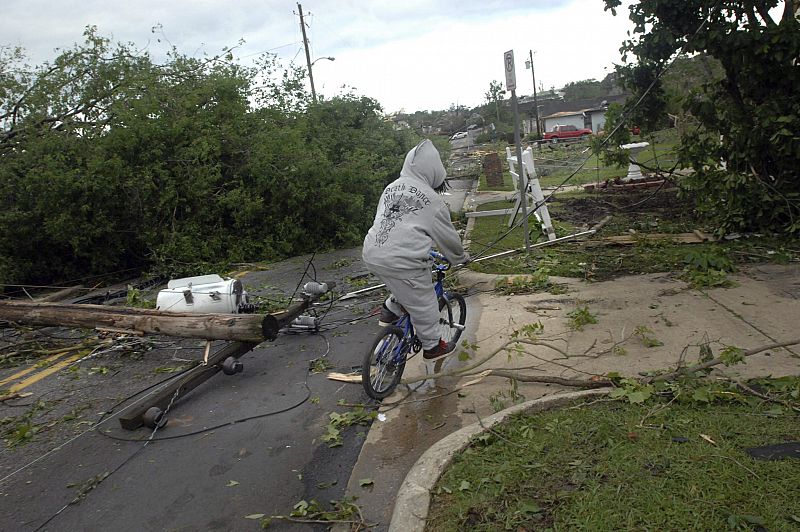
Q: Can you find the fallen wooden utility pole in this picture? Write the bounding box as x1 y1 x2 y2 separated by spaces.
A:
0 282 335 430
118 340 258 430
0 301 286 343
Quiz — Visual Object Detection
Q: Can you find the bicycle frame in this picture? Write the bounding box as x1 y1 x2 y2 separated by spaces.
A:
380 252 452 367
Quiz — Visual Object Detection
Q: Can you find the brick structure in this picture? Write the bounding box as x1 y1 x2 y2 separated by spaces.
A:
482 152 503 187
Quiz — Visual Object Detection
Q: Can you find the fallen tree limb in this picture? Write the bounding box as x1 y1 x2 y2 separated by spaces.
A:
401 337 606 386
479 370 611 388
649 338 800 383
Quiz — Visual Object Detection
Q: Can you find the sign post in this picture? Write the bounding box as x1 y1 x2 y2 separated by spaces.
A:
504 50 531 251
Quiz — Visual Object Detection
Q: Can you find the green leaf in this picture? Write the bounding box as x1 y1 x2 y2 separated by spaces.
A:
719 346 745 366
609 387 628 399
627 389 652 404
244 514 265 520
692 387 712 403
359 478 374 487
458 480 471 491
291 500 309 517
226 480 239 487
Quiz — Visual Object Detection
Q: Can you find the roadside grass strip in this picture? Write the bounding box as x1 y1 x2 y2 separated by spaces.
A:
469 190 798 280
427 389 800 531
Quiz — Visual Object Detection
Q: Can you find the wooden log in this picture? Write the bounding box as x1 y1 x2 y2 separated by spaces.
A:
0 301 280 343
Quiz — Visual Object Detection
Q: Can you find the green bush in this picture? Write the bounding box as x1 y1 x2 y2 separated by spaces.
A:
0 29 417 286
604 0 800 235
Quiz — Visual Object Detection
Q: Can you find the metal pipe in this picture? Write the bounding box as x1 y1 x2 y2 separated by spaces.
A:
338 230 595 300
472 229 596 263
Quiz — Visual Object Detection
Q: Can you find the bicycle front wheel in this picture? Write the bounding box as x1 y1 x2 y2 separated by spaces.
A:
438 293 467 352
362 325 407 400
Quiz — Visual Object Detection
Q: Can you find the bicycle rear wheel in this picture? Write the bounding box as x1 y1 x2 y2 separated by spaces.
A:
438 293 466 352
362 325 407 399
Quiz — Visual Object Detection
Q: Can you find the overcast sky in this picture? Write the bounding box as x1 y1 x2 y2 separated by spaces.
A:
1 0 637 113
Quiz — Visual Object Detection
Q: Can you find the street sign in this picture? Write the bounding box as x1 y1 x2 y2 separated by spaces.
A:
504 50 516 91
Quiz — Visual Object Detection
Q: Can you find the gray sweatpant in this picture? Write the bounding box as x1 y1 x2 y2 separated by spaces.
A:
377 269 440 351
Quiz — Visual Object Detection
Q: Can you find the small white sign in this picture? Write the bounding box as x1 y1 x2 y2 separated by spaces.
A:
504 50 516 91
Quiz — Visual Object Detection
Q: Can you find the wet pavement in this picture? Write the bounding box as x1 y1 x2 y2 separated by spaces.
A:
0 163 478 532
0 248 389 531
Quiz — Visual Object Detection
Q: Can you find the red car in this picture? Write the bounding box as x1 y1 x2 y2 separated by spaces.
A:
544 124 592 142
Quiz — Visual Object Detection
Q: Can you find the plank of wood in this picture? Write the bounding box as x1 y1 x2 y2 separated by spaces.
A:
594 232 716 245
326 372 361 383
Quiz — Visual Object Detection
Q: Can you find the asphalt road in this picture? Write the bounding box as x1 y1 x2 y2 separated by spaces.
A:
0 176 476 532
0 248 387 532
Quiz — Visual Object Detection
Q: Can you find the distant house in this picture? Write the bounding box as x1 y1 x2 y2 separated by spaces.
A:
542 110 587 133
519 94 627 136
542 104 615 134
585 106 608 132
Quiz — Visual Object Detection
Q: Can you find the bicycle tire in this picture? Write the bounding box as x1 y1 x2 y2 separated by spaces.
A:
362 325 407 399
438 293 467 353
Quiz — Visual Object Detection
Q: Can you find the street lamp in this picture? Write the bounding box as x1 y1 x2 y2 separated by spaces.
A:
308 56 335 103
525 50 541 137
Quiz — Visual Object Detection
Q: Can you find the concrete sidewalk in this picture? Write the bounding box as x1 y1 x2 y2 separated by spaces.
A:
338 165 799 530
340 263 800 531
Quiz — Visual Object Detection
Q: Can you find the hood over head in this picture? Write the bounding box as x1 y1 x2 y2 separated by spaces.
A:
400 139 446 190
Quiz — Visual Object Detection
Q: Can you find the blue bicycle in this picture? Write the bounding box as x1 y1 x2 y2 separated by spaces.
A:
362 251 467 399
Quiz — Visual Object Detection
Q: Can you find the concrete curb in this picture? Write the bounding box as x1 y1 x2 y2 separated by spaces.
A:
388 388 612 532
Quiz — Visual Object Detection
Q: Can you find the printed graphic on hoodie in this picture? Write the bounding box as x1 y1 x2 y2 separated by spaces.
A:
374 187 430 246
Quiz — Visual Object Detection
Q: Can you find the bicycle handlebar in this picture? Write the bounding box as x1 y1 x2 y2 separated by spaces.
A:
429 250 447 262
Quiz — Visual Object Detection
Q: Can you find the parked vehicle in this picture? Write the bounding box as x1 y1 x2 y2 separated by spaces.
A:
450 131 468 140
543 124 592 142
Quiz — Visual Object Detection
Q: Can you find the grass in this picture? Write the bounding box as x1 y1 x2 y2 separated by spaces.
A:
426 392 800 531
475 128 681 191
468 200 579 256
537 128 681 189
468 190 799 281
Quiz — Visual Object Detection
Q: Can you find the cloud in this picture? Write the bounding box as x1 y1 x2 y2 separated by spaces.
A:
1 0 634 112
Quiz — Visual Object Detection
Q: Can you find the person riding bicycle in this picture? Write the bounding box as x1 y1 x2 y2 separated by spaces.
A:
362 139 469 361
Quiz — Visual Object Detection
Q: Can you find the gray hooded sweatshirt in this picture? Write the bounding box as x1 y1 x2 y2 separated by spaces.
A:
362 140 467 276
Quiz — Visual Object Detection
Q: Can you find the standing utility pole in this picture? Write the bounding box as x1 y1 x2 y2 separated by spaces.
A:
504 50 531 252
527 50 541 138
297 3 317 103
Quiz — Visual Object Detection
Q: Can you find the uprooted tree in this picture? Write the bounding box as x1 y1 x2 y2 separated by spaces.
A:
0 27 417 287
602 0 800 234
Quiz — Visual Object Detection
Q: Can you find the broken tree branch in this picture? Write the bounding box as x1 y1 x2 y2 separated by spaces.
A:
648 338 800 383
473 370 611 388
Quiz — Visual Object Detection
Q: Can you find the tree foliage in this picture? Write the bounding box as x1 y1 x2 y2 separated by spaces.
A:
561 78 615 102
485 80 506 126
0 28 417 286
603 0 800 233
